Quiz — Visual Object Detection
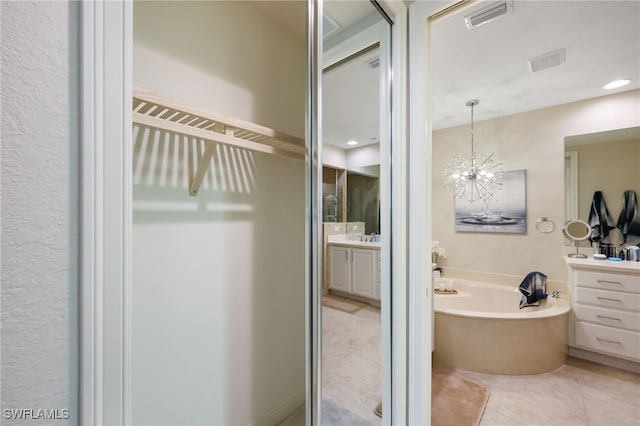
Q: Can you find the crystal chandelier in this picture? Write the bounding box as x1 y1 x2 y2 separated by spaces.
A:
444 99 504 203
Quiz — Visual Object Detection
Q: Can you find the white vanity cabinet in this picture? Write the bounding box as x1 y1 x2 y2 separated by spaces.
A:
566 258 640 368
328 243 380 302
328 246 350 293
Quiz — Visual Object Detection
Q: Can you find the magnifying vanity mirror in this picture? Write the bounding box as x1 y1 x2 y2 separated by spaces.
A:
563 219 592 258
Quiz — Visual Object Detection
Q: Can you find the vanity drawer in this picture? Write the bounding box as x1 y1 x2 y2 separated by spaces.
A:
574 321 640 361
574 303 640 332
574 287 640 311
575 270 640 293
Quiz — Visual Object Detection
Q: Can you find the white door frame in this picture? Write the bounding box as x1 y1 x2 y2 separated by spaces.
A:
407 1 470 424
80 0 132 424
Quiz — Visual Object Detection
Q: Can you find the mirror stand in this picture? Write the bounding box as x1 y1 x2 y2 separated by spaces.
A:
568 240 587 258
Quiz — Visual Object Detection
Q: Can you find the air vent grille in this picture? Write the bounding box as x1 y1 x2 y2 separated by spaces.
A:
528 48 566 72
366 57 380 69
464 1 513 29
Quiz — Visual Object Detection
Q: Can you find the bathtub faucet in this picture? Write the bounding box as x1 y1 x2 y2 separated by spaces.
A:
552 291 561 298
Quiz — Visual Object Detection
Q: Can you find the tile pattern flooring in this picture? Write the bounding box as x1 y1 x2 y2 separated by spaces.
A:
323 305 383 424
284 304 640 425
464 357 640 426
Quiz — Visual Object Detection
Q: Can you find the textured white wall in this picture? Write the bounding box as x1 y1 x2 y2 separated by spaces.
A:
132 2 305 425
432 90 640 285
1 1 78 424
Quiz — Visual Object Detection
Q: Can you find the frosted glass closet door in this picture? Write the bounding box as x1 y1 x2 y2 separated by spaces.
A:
130 2 307 425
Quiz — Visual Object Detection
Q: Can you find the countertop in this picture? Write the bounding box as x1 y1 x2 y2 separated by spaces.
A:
565 256 640 274
327 235 381 249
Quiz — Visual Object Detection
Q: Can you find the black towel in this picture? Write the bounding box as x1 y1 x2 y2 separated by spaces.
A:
518 271 548 309
588 191 615 243
617 190 639 243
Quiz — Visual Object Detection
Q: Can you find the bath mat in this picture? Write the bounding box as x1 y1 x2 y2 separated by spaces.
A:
432 368 489 426
322 294 365 314
372 369 488 425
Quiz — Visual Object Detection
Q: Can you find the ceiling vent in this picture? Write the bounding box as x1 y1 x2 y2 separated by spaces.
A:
528 48 566 72
366 57 380 69
464 1 514 29
323 12 340 39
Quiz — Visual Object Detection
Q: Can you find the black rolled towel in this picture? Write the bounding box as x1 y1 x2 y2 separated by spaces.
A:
518 271 548 309
588 191 615 243
617 190 639 243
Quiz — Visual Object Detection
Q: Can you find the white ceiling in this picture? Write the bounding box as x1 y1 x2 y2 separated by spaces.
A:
252 1 640 148
430 0 640 130
323 47 382 148
322 1 383 149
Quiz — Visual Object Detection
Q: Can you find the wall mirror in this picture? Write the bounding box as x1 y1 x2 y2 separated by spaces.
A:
322 3 385 232
320 0 391 423
564 126 640 247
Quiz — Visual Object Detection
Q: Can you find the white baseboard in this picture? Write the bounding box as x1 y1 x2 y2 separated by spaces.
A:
569 347 640 373
252 387 305 426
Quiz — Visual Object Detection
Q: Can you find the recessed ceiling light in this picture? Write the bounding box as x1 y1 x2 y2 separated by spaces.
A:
347 140 358 146
603 79 630 90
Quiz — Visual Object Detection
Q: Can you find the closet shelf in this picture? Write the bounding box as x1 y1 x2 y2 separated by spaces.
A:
132 88 305 196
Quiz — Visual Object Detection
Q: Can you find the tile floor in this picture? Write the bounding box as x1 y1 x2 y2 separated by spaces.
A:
284 303 640 425
322 304 383 424
462 357 640 426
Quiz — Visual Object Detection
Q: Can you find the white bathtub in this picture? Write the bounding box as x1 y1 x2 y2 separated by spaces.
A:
433 278 570 375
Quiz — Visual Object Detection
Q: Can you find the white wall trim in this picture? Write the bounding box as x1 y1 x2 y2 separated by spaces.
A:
80 1 132 424
80 3 99 422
